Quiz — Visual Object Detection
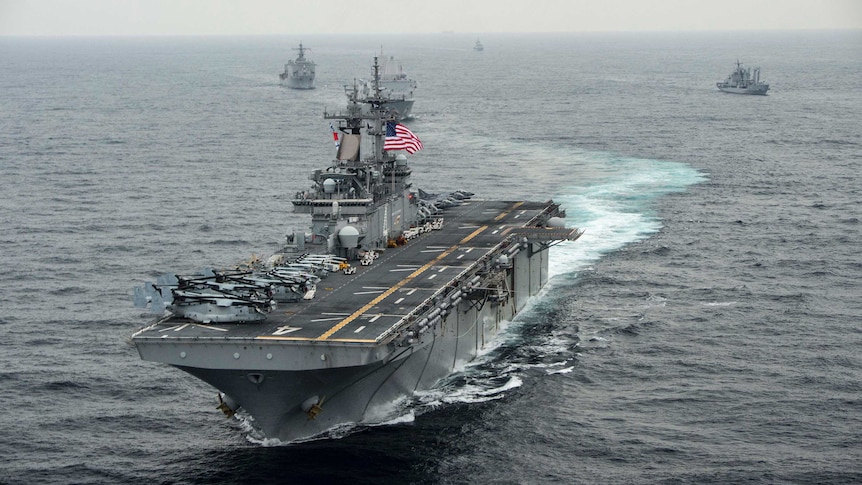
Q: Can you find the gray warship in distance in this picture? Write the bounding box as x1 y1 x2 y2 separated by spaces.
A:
132 56 582 443
346 50 416 120
279 42 315 89
716 60 769 95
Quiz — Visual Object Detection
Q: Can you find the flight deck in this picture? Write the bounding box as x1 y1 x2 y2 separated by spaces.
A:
134 199 571 346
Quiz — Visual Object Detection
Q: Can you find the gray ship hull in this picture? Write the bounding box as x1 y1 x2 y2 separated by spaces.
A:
174 269 530 441
282 76 315 90
717 85 769 95
387 98 414 120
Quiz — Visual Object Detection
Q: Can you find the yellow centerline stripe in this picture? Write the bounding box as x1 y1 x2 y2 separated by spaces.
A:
461 225 488 244
494 201 524 221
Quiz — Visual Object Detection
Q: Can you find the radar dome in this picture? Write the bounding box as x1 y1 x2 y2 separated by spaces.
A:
323 178 337 194
338 225 360 248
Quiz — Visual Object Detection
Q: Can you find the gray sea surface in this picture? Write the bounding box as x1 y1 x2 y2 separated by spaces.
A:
1 31 861 484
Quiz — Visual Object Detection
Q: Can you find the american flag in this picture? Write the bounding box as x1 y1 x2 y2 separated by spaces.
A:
383 122 423 154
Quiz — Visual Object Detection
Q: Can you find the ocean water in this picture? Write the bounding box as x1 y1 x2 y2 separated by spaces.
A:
1 30 861 484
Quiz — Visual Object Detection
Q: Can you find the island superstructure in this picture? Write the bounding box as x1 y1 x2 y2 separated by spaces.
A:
132 57 582 443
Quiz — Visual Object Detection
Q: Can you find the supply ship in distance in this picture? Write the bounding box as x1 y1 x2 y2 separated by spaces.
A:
132 57 582 443
716 60 769 95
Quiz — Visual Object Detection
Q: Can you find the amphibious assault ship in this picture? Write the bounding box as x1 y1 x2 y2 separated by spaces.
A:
132 57 582 443
716 60 769 95
279 42 315 89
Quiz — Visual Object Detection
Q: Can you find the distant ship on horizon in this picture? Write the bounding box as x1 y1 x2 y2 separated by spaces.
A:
280 42 315 89
716 60 769 95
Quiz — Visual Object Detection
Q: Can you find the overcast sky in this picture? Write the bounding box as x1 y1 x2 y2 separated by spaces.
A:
1 0 860 36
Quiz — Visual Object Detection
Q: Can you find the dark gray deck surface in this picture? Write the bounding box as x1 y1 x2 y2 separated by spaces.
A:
137 200 552 344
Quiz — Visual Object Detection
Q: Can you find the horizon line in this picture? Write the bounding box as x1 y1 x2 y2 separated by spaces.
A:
2 27 861 38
